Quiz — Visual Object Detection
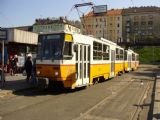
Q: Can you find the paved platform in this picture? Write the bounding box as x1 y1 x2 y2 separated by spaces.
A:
0 74 34 98
153 73 160 120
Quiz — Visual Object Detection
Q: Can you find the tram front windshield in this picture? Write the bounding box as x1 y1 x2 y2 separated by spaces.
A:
37 34 64 60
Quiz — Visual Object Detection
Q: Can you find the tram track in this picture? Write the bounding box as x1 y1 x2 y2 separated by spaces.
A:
130 80 151 120
73 77 136 120
73 75 154 120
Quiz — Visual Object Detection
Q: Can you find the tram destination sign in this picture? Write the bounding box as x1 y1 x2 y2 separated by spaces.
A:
0 29 7 40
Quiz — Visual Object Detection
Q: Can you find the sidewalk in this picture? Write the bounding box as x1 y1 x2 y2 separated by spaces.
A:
0 74 34 98
153 73 160 120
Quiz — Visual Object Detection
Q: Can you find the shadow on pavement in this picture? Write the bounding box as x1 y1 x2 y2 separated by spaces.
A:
13 86 86 97
133 103 150 109
147 77 156 120
131 70 156 78
0 79 32 91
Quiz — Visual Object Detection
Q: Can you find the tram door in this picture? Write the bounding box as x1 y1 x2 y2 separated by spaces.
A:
128 55 131 70
75 44 90 87
111 50 115 77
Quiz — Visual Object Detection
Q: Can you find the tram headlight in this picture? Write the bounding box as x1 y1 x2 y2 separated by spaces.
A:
37 71 41 75
55 71 59 76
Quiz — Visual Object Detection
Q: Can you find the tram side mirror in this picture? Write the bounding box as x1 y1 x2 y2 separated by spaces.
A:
74 44 78 52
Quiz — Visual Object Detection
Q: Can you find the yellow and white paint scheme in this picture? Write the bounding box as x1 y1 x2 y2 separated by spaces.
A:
131 52 137 71
114 45 124 76
135 52 139 70
124 49 133 72
36 31 139 89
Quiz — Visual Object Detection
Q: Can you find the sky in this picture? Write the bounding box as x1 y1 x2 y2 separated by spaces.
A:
0 0 160 27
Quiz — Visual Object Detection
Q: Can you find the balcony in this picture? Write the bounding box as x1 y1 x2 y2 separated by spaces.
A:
117 38 160 46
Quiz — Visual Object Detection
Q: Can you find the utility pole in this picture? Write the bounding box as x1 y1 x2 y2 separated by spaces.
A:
0 28 7 87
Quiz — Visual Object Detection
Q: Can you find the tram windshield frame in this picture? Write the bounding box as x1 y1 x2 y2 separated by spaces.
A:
37 33 73 60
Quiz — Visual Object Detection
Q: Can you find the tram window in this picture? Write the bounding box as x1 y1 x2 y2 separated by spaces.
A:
76 63 78 78
120 50 124 60
87 63 90 77
93 41 102 60
63 42 72 59
116 48 120 60
88 46 90 61
124 51 127 60
80 63 82 79
84 46 86 61
47 35 61 39
74 44 78 61
80 45 82 61
132 53 135 61
136 55 139 61
103 44 109 60
84 63 86 78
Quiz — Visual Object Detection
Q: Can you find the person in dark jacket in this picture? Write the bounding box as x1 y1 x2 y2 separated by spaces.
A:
25 56 33 82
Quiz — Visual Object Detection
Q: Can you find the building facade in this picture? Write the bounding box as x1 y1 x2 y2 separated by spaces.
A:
122 6 160 43
81 12 107 38
81 9 123 43
107 9 123 43
33 17 81 34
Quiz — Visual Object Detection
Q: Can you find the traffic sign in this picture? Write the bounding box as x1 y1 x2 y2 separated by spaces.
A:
0 29 7 40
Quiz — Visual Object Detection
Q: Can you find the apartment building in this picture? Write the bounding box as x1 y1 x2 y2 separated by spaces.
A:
122 6 160 43
33 17 81 34
81 9 123 43
107 9 123 43
81 12 107 38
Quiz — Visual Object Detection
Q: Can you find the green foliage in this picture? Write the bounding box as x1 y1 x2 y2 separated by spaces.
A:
134 46 160 64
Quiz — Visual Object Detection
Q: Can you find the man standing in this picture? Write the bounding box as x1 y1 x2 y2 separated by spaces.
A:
25 55 33 82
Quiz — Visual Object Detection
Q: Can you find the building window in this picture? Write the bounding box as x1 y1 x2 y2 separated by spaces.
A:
100 18 102 22
141 16 145 20
148 21 153 25
134 22 138 26
117 23 120 28
110 17 113 21
141 22 146 25
148 15 153 19
117 17 120 21
148 27 153 30
134 16 139 21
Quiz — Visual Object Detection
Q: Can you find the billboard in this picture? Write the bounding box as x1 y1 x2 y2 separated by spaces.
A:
93 5 107 14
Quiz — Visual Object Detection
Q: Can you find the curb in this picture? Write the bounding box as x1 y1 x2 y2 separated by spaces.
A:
153 74 160 120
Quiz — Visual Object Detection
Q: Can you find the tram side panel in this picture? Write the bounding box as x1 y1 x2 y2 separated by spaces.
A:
89 40 111 84
114 47 124 75
131 53 136 71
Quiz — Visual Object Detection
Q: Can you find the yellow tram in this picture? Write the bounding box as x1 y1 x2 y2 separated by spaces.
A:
36 31 139 89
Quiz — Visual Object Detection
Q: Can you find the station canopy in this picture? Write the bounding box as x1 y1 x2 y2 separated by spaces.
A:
7 28 38 45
